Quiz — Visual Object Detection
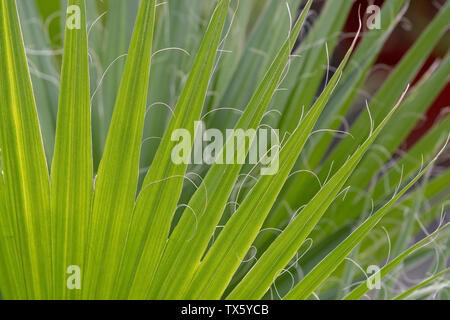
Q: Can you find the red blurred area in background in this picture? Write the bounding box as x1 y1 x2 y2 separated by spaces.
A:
340 0 449 151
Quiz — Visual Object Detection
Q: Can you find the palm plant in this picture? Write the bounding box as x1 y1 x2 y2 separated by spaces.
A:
0 0 449 300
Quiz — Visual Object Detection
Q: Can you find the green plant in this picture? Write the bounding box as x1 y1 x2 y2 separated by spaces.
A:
0 0 449 300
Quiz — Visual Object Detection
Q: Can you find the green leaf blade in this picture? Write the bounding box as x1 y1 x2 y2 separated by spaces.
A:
344 225 450 300
185 31 357 300
83 0 157 299
50 0 92 300
149 0 313 300
284 144 446 300
117 0 231 300
0 0 52 299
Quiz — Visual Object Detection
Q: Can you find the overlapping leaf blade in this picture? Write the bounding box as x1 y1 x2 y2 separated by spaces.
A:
118 0 231 299
50 0 92 300
344 225 450 300
84 0 157 299
185 29 358 300
394 268 450 300
149 0 313 299
0 0 52 299
228 86 410 300
284 144 448 300
17 0 59 165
